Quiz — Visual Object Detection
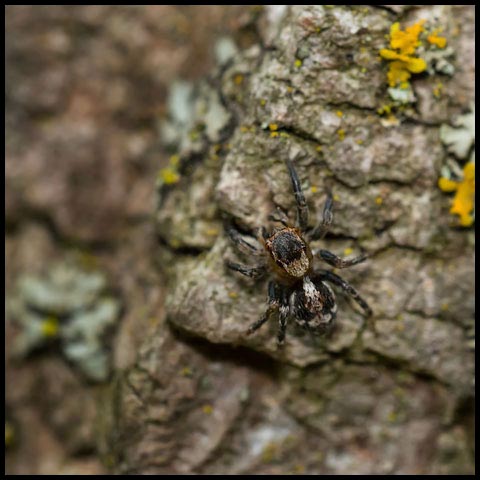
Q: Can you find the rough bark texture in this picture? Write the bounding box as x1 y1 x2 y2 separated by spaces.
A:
6 5 474 475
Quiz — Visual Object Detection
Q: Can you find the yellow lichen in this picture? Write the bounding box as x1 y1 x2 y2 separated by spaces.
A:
234 74 244 85
336 110 343 118
202 404 214 415
228 291 238 299
205 227 219 237
389 20 425 55
294 59 302 68
5 422 14 447
41 316 59 337
337 129 345 141
427 30 447 48
261 442 278 463
380 20 427 88
260 99 267 106
189 130 200 141
269 123 279 131
310 186 318 193
343 247 353 256
433 82 443 98
158 167 180 185
169 154 180 167
180 367 193 377
375 196 383 205
292 464 306 474
270 131 279 138
438 162 475 227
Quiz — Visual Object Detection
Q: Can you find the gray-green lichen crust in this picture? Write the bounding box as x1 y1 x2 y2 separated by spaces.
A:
8 260 121 382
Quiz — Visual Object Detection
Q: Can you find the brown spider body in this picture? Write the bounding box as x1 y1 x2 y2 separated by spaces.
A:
225 158 372 345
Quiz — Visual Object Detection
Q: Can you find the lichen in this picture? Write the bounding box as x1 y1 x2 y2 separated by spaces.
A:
439 107 475 159
427 30 447 49
438 162 475 227
379 19 453 113
379 21 427 89
8 260 121 382
438 106 475 227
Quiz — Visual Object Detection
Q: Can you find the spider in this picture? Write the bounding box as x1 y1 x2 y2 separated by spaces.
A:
225 158 372 346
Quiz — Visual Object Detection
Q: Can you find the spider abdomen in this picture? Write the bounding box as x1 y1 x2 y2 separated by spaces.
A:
292 277 337 333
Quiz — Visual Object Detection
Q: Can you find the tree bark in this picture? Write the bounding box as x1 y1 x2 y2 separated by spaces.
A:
110 5 474 475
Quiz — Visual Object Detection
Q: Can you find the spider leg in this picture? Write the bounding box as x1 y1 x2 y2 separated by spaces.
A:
276 286 292 346
309 192 333 240
277 304 289 346
226 222 263 257
268 206 290 227
316 270 372 316
285 158 309 231
315 249 367 269
225 260 266 279
247 281 279 335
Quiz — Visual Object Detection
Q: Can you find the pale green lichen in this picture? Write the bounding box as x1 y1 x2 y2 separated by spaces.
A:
439 107 475 159
8 260 121 382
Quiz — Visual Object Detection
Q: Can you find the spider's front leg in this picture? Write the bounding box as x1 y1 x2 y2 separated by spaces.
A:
285 158 309 231
316 269 372 317
309 192 333 241
315 249 367 269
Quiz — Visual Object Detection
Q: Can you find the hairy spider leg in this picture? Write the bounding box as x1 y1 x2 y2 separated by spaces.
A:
277 305 289 345
309 192 333 240
225 260 266 279
316 270 372 317
277 287 290 345
247 281 278 335
225 222 263 256
268 206 290 227
315 249 367 268
285 158 309 231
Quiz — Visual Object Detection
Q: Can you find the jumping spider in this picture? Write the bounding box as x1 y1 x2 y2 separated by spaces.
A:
225 158 372 346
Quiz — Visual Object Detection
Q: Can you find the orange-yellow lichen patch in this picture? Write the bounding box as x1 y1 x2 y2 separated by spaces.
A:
427 30 447 48
389 20 425 55
380 20 427 88
234 74 244 85
438 162 475 227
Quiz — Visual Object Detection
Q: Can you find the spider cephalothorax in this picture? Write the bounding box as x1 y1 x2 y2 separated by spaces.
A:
225 158 372 345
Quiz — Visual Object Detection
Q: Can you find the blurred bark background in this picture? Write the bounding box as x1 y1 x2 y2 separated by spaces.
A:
5 5 474 475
